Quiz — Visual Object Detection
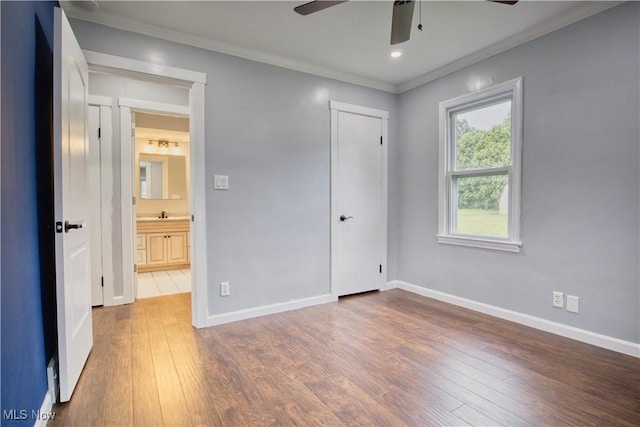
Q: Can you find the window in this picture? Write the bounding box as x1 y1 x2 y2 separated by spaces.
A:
438 77 523 252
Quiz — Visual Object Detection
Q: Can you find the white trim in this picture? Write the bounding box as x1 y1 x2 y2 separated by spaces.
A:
98 105 116 306
34 391 54 427
84 50 206 85
118 106 135 305
88 94 112 107
438 77 523 252
118 97 189 117
380 115 389 284
397 2 623 93
189 82 208 328
330 107 339 297
436 235 521 253
329 101 389 119
395 280 640 358
207 294 336 326
382 281 400 291
329 101 389 298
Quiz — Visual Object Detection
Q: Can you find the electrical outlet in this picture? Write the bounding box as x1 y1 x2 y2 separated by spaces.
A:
220 281 230 297
552 291 564 308
566 295 579 313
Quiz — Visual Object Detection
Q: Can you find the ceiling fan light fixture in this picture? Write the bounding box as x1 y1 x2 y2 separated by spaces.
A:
391 0 416 45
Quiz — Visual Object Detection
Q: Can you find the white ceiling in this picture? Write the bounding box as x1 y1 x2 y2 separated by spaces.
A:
65 1 620 93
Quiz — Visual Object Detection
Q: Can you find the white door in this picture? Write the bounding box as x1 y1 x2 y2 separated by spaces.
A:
54 7 93 402
331 102 388 297
88 106 103 306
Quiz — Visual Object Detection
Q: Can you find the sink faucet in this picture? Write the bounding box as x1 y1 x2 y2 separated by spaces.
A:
160 210 167 219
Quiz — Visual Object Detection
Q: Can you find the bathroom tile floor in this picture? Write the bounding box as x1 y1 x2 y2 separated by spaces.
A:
137 269 191 298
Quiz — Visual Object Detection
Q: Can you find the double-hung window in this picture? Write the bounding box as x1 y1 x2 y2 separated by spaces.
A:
438 77 523 252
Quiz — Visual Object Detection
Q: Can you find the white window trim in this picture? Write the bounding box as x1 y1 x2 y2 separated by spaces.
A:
437 77 523 252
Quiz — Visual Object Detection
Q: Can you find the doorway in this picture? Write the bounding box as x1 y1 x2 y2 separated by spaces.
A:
84 51 208 327
133 112 192 298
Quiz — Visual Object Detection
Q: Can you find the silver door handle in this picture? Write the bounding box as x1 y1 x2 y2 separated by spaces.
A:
64 220 85 233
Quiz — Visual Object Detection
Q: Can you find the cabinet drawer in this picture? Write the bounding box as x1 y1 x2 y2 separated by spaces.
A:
136 234 146 250
136 250 147 266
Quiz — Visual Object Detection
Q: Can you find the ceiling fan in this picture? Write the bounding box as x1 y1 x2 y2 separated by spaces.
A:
294 0 519 45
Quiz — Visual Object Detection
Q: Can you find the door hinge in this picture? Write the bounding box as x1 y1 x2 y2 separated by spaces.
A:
132 196 136 205
380 136 383 145
131 127 135 137
191 214 194 222
98 127 101 139
134 264 138 273
379 264 382 274
101 276 104 287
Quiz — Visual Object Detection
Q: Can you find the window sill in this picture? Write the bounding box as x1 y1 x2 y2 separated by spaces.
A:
436 234 522 253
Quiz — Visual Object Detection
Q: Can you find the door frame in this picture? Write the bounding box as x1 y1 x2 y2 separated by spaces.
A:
329 101 389 299
84 51 208 328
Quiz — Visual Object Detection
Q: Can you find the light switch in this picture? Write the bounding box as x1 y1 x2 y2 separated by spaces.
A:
214 175 229 190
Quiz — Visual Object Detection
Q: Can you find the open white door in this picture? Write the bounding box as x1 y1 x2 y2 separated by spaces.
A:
54 7 93 402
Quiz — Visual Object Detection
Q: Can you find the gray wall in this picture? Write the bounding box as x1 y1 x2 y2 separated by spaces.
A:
396 3 639 343
70 20 399 315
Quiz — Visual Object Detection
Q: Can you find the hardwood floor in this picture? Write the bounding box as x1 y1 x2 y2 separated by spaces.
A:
51 289 640 426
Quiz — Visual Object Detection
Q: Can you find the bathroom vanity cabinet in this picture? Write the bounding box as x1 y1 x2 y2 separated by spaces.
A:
136 219 190 272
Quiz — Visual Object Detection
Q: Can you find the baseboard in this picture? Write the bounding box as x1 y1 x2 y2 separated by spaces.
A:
33 391 54 427
381 280 400 291
388 280 640 358
207 293 336 326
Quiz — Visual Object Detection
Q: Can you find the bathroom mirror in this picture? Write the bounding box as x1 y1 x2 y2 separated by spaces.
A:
139 154 187 200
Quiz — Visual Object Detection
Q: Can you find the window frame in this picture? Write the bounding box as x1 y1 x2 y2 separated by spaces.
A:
437 77 523 252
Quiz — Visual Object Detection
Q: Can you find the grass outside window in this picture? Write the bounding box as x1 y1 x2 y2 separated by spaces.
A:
456 209 508 238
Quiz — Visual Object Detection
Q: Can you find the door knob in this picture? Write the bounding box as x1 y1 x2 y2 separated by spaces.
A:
339 215 354 222
64 220 85 233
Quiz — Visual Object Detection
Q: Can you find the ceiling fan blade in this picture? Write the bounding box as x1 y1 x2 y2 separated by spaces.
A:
294 0 348 16
391 0 415 45
487 0 519 5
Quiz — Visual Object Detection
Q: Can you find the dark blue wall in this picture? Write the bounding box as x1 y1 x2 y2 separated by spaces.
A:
1 1 57 423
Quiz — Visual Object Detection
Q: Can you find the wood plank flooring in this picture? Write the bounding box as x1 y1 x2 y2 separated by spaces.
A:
50 289 640 426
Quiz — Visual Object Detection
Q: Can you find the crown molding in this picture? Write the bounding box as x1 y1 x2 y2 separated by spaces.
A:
62 3 397 93
64 1 623 95
397 1 624 93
